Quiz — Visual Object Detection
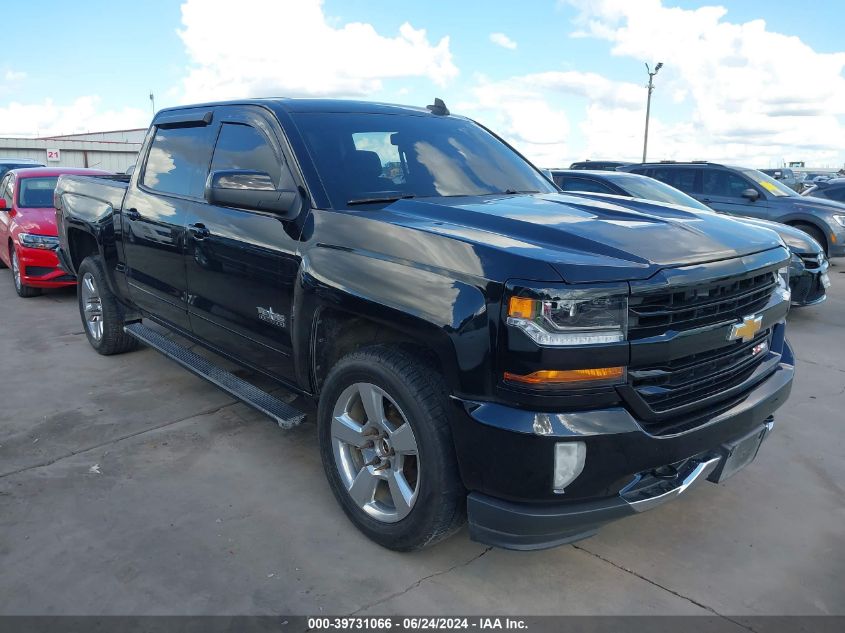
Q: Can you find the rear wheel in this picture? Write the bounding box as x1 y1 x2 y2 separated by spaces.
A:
793 223 828 256
318 346 465 551
10 247 41 298
76 255 138 355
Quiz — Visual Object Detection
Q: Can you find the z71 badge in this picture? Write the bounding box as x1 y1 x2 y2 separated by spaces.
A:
257 306 286 328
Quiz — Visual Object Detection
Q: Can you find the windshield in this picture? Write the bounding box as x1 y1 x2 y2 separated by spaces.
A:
291 112 557 207
18 177 58 208
740 168 796 197
607 173 711 210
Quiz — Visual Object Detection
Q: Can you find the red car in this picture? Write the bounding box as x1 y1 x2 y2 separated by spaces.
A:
0 167 110 297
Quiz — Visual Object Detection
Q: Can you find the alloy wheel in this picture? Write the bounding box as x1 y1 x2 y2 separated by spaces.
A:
81 272 104 341
11 250 22 291
331 382 420 523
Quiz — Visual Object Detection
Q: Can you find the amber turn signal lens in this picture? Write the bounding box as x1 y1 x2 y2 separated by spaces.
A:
504 367 624 385
508 296 537 319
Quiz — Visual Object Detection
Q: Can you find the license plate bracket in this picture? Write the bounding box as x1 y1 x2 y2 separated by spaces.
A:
821 272 831 289
707 420 772 483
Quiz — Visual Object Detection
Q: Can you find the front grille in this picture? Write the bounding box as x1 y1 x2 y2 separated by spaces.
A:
630 330 771 414
628 270 776 339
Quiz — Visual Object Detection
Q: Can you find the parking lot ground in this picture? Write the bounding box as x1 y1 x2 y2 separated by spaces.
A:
0 264 843 618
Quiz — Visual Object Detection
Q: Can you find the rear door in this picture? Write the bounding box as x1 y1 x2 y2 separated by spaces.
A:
699 168 769 219
183 105 305 383
122 111 215 330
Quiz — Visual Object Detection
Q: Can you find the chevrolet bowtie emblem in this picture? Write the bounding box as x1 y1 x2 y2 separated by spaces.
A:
728 315 763 343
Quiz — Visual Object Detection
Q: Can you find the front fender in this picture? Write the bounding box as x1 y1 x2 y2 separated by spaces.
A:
292 244 497 397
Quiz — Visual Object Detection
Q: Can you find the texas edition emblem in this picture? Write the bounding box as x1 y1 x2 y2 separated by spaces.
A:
728 315 762 342
257 306 286 328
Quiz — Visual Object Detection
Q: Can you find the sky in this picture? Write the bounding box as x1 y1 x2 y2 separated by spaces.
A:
2 0 845 168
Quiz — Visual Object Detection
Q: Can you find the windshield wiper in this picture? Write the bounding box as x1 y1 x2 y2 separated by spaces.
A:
503 189 540 194
347 194 416 206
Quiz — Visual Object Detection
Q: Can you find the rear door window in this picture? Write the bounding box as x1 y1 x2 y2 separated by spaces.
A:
142 125 213 198
650 167 699 194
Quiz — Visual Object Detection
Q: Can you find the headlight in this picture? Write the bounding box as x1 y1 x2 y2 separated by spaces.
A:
506 289 628 346
777 265 791 303
18 233 59 250
833 215 845 228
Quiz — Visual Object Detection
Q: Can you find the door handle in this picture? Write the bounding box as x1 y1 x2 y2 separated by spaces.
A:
188 223 210 240
125 208 141 221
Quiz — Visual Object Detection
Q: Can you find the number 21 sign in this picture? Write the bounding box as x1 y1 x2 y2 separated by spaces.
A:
46 149 61 162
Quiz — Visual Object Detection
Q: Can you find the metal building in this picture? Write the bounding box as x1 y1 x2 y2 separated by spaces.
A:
0 128 145 173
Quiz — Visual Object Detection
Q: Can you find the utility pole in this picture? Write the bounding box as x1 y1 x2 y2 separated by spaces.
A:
642 62 663 163
149 91 155 115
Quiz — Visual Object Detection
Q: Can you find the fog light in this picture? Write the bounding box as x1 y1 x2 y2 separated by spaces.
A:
553 441 586 493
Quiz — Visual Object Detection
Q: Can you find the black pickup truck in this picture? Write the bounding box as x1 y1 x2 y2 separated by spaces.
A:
55 98 795 551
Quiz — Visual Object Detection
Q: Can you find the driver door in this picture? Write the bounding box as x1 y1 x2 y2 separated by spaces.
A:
700 169 768 219
184 106 305 384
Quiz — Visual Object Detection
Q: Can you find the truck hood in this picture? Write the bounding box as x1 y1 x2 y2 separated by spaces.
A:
382 193 783 283
12 207 58 235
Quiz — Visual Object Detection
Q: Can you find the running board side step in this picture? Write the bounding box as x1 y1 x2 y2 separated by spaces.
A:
124 322 306 429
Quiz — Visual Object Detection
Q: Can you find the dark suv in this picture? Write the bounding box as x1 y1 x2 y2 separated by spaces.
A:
622 162 845 257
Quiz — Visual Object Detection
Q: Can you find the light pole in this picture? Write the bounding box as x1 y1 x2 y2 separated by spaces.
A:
642 62 663 163
149 91 155 115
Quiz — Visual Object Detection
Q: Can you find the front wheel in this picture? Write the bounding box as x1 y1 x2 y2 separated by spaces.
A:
318 346 466 551
76 255 138 355
10 247 41 298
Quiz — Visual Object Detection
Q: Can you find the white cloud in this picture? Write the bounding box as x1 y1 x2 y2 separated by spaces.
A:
4 70 26 82
464 77 572 167
0 97 148 137
461 70 643 167
563 0 845 165
489 33 517 50
177 0 458 102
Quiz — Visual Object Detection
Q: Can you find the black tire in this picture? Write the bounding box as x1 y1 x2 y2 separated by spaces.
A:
76 255 138 355
318 345 466 551
794 223 828 256
10 246 41 298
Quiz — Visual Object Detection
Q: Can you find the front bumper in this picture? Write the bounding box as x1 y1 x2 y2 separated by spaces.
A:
454 341 794 551
16 244 76 288
789 255 829 306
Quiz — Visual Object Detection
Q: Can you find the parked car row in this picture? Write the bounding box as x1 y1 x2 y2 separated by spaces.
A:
0 165 111 297
549 168 830 306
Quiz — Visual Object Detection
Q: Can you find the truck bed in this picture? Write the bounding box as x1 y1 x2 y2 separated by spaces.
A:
56 173 130 213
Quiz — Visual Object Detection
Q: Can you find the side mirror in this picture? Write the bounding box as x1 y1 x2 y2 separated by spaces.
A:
205 170 301 218
741 188 760 202
0 199 6 211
